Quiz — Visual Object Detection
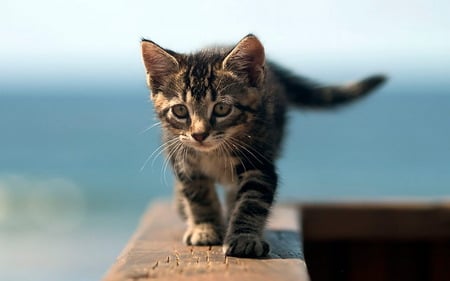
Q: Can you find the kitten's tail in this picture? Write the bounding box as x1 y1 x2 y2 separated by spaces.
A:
269 62 387 108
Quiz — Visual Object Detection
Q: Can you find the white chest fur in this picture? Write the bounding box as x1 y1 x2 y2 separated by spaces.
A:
195 152 238 186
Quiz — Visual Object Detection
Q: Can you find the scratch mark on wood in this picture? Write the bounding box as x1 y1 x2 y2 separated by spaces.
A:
151 260 159 270
174 250 180 266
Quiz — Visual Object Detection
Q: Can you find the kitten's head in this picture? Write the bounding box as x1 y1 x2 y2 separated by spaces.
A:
141 34 265 153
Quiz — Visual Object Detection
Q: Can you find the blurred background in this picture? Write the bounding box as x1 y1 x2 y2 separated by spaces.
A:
1 0 449 280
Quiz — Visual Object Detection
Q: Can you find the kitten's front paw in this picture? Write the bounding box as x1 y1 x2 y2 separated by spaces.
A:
183 223 223 246
223 234 270 258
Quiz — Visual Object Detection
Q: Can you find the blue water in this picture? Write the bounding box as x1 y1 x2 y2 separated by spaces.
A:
1 92 449 201
1 89 449 280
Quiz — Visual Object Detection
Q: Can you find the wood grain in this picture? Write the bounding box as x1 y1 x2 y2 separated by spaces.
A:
102 201 309 281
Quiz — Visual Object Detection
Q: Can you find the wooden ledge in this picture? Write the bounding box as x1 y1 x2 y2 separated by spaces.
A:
102 201 309 281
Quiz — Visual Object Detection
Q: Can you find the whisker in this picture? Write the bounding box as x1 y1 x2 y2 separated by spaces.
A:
182 146 193 182
226 137 267 179
140 137 178 172
223 138 246 179
229 136 271 164
225 142 237 183
217 140 234 183
150 138 179 168
139 121 161 135
162 141 183 186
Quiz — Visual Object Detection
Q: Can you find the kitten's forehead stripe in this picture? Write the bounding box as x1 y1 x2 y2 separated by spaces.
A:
180 52 225 103
191 63 211 101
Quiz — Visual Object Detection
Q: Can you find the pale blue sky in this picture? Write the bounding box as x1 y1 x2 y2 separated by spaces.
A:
2 0 450 94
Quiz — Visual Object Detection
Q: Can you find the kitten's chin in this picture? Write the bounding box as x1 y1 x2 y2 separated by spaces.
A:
185 141 218 153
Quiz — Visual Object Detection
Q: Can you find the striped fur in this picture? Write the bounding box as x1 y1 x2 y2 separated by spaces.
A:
141 34 386 258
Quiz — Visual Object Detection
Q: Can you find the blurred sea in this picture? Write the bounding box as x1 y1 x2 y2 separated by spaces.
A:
0 87 449 280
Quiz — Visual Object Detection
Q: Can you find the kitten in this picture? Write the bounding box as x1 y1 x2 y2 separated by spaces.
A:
140 34 386 258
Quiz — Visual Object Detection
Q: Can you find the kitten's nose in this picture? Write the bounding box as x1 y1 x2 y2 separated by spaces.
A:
192 132 209 142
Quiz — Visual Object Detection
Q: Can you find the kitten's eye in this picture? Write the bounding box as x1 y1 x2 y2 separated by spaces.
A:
172 104 189 119
213 102 232 117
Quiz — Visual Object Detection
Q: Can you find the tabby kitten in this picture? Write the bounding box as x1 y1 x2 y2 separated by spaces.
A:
141 34 385 258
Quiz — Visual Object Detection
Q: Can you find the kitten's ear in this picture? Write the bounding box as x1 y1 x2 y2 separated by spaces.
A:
222 34 265 87
141 39 179 92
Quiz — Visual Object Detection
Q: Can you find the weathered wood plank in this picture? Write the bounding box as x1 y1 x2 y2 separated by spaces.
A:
103 201 308 281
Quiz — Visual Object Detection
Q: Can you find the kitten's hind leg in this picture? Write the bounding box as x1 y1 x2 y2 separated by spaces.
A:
176 174 224 246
